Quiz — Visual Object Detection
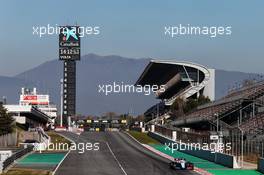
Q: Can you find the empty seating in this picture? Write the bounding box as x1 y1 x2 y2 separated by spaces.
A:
240 113 264 136
172 80 264 126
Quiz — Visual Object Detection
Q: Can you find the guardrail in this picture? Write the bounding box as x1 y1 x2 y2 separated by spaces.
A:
258 157 264 173
0 146 33 172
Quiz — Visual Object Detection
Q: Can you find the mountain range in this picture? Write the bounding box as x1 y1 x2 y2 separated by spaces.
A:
0 54 261 116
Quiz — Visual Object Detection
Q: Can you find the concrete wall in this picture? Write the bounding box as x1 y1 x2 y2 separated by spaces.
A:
215 152 234 168
18 131 40 143
0 133 17 147
148 131 234 168
258 158 264 173
204 68 215 101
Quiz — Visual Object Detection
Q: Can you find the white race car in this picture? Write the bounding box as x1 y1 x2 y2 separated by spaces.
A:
169 158 194 170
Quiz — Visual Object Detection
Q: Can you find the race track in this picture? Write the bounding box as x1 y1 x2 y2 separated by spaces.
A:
55 131 198 175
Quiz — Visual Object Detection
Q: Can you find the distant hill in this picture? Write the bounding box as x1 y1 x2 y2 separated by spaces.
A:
0 54 262 115
215 69 262 98
14 54 155 115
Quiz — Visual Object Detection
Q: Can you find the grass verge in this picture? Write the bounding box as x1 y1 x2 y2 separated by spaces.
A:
46 131 71 146
127 131 160 144
4 132 69 175
2 168 51 175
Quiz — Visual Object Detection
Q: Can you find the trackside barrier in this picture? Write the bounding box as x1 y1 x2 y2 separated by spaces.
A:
258 158 264 173
131 127 145 133
148 131 237 168
0 146 33 173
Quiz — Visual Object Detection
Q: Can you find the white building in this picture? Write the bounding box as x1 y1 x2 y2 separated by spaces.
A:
4 88 57 129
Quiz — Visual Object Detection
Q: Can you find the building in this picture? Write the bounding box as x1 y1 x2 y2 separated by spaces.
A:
4 88 57 129
135 60 215 121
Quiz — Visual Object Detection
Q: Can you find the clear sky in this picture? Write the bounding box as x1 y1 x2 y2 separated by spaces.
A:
0 0 263 76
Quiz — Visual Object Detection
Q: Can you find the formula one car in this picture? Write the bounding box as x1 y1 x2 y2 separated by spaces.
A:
169 158 194 170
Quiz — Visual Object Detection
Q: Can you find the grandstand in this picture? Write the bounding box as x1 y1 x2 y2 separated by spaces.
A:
136 59 264 166
171 80 264 135
136 59 264 137
135 60 215 123
240 112 264 138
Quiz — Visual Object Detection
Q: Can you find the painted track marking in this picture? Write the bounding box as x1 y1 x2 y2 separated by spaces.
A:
106 142 128 175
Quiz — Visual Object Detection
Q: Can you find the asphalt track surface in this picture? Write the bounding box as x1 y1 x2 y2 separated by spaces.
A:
55 131 198 175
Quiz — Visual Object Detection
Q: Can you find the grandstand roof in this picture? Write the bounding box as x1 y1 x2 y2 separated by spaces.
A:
136 60 205 85
135 60 212 101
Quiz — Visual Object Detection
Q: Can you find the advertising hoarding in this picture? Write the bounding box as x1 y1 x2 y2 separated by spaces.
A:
20 95 49 105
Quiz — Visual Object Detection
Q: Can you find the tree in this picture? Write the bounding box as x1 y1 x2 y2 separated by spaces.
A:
197 95 211 105
135 115 145 122
171 98 185 117
183 98 198 113
170 95 211 117
103 112 117 120
85 115 95 120
0 104 15 135
184 95 211 113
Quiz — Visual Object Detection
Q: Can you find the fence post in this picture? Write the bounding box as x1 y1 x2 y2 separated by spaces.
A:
172 131 177 141
151 125 155 132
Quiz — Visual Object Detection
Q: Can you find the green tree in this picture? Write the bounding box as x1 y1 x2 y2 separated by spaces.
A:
103 112 117 120
170 95 211 116
183 98 198 113
171 98 185 117
197 95 211 105
183 95 211 113
0 104 15 135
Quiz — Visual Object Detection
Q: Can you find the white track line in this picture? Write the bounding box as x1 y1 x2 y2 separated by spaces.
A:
52 132 74 175
52 150 71 175
106 142 128 175
56 132 75 144
125 132 143 145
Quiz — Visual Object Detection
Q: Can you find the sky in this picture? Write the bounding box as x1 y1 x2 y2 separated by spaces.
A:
0 0 263 76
